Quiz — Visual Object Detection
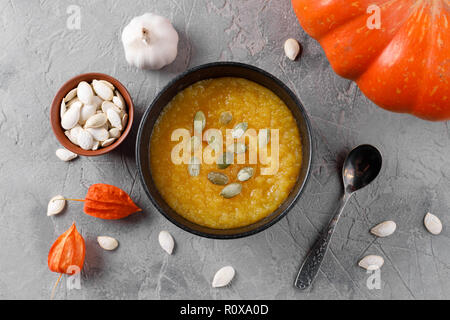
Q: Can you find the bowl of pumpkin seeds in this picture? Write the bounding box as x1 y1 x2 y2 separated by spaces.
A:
50 73 134 156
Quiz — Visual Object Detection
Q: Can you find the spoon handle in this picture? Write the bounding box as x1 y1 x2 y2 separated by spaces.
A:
294 193 351 290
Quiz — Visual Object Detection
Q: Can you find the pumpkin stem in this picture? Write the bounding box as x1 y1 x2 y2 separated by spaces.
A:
50 273 63 300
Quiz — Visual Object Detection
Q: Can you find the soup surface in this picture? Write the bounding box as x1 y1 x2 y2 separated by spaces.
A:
150 77 301 229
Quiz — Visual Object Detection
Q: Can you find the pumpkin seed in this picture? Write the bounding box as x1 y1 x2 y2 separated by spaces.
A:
60 101 67 118
194 111 206 133
121 113 128 129
98 80 115 90
220 183 242 198
190 135 202 151
101 101 121 114
188 156 201 176
217 152 234 169
159 230 175 255
113 90 125 109
109 127 121 138
92 140 100 150
358 255 384 270
79 103 97 124
424 212 442 235
284 38 301 61
70 125 82 141
92 80 114 101
237 167 254 182
370 221 396 237
101 138 116 147
231 122 248 139
65 130 78 145
61 101 82 130
97 236 119 251
228 142 247 154
207 172 229 185
55 148 77 162
47 195 66 216
77 81 94 104
91 96 103 109
219 111 232 125
66 97 80 108
84 112 107 128
86 127 109 141
212 266 235 288
64 88 77 103
258 128 270 147
77 129 94 150
107 108 122 130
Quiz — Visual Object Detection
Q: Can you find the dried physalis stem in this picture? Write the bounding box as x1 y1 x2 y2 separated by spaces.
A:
284 38 301 61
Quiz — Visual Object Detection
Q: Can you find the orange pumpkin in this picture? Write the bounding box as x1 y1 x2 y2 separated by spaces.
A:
292 0 449 121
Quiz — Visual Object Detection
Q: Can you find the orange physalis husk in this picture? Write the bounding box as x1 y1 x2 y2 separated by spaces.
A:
83 183 142 220
48 223 86 274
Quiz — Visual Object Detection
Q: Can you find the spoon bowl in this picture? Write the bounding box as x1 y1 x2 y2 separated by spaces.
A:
343 144 382 194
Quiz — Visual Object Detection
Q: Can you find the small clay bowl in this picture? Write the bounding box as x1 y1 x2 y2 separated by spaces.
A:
50 73 134 156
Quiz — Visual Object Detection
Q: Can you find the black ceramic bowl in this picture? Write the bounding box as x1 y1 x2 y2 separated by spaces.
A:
136 62 312 239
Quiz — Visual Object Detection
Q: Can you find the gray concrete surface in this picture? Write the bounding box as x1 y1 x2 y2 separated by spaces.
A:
0 0 449 300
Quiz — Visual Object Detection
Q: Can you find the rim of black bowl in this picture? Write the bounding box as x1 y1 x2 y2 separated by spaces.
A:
136 62 313 239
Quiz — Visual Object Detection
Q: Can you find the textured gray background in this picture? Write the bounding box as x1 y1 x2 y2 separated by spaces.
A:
0 0 449 300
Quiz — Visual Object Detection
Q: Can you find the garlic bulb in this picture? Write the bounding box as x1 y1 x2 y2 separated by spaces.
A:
121 13 179 70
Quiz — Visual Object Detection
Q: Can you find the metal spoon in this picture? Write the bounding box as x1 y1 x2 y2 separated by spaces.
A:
294 144 382 290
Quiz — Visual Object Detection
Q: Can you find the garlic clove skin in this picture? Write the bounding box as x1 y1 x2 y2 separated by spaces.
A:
121 13 179 70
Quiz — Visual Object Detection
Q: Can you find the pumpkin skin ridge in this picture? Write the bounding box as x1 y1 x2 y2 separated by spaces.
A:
292 0 450 121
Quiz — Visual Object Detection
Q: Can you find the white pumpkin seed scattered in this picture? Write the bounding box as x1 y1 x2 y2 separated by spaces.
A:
55 148 77 162
370 221 396 238
101 138 116 147
284 38 301 61
358 255 384 270
212 266 235 288
158 231 175 255
237 167 254 182
107 108 122 130
77 81 94 104
77 129 94 150
64 88 77 103
109 128 121 138
97 236 119 251
93 80 114 101
84 113 108 128
86 127 109 142
61 101 82 130
424 212 442 235
47 195 66 216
